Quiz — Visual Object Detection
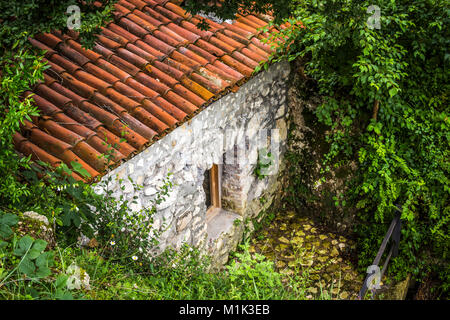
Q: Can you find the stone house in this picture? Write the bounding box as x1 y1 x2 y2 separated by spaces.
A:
13 0 291 266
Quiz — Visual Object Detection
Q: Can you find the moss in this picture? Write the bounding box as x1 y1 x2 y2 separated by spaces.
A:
15 212 56 249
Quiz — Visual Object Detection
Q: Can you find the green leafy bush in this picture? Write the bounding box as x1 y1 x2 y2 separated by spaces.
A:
0 211 75 299
88 173 174 264
262 0 449 294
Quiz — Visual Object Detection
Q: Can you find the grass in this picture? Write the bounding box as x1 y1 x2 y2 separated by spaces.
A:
0 241 314 300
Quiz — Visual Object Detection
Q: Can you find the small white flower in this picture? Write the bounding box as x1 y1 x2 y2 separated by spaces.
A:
132 255 138 261
110 241 116 246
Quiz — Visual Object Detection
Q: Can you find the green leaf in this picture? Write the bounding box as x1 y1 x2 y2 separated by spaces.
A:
55 275 68 289
57 291 74 300
0 213 19 239
32 239 47 254
389 87 398 97
0 213 19 226
0 224 13 239
18 256 36 275
35 251 54 269
13 235 34 256
34 266 51 278
0 240 8 250
71 161 91 179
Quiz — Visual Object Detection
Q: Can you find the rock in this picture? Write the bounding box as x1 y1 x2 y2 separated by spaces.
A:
310 274 320 280
177 213 192 232
23 211 49 224
312 241 321 248
384 274 411 300
275 244 288 252
282 254 295 260
300 259 314 267
286 211 296 218
19 211 56 248
344 273 354 281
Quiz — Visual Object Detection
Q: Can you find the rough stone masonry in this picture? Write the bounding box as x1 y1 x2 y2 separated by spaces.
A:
96 61 291 268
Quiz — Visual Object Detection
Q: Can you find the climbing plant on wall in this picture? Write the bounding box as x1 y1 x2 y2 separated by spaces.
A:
185 0 449 294
0 1 118 209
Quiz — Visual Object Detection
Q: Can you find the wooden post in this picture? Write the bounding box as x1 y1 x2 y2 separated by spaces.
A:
210 164 221 208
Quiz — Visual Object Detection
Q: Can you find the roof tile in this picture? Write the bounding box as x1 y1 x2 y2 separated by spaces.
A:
22 0 280 178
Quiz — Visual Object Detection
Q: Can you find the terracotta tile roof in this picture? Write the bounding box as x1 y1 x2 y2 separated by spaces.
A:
15 0 285 181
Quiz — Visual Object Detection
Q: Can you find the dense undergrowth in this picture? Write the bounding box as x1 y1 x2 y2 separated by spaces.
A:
0 203 310 300
261 0 449 298
0 162 310 300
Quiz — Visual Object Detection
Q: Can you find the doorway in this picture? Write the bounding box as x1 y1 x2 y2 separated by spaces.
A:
203 164 222 211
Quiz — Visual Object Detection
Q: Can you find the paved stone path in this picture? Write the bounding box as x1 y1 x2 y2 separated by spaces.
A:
249 211 364 299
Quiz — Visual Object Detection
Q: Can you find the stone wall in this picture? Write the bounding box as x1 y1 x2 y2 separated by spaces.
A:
96 61 291 267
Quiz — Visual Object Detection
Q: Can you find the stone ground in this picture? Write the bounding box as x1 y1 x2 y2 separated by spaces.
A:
249 211 364 300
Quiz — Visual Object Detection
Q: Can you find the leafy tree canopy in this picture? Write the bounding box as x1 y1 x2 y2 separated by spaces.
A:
0 0 117 51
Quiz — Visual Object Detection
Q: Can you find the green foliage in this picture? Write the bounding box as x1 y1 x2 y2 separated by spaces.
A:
227 244 287 299
182 0 293 28
202 0 449 293
0 0 304 301
12 162 97 242
82 243 304 300
0 0 118 211
0 49 48 206
0 0 118 51
89 173 174 264
263 0 449 291
254 148 275 180
0 211 71 300
1 178 309 300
